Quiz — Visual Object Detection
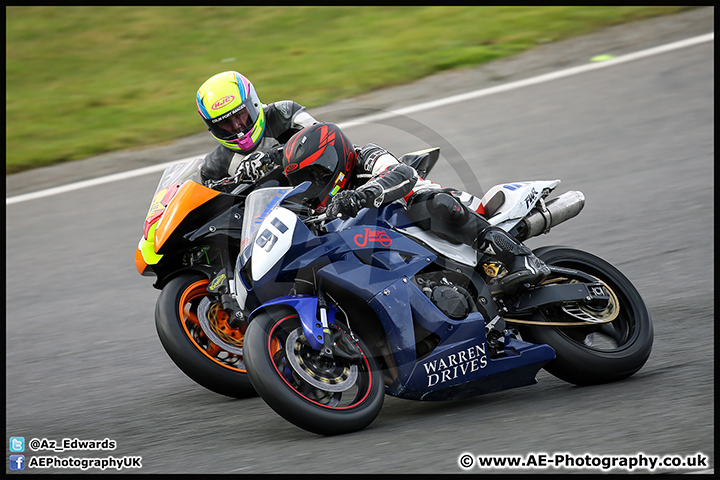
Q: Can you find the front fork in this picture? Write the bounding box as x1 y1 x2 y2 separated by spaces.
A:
250 290 361 362
252 295 334 351
205 247 246 328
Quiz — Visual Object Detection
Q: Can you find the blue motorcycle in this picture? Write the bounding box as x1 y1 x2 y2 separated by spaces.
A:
239 161 653 435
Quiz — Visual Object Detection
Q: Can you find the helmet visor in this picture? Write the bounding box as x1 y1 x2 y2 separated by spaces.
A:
207 100 261 140
285 148 341 205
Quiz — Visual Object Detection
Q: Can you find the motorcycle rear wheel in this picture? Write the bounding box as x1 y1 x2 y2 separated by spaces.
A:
155 272 256 398
244 309 384 435
517 247 653 386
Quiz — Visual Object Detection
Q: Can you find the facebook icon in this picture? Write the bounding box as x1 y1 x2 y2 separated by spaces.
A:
10 454 25 470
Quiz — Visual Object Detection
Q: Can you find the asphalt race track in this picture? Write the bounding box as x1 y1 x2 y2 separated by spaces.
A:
6 8 714 474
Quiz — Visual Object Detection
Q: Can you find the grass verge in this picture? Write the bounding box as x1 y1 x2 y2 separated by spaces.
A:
6 6 694 174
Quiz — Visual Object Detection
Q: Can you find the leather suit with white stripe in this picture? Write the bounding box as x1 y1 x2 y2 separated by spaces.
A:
350 144 550 295
352 143 486 244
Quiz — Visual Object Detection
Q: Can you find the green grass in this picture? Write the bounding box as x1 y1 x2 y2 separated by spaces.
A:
6 6 694 174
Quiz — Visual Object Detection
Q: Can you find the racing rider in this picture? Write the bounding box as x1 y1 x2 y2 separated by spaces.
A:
281 122 550 295
196 71 318 183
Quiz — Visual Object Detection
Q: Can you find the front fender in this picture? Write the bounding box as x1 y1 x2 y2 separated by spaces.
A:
155 265 217 290
249 295 327 351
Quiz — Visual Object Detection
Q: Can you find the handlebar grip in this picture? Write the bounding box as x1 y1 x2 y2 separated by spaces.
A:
304 213 328 224
268 145 284 164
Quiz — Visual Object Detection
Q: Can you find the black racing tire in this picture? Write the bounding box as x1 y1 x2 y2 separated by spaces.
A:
155 272 256 398
244 309 384 435
517 247 653 386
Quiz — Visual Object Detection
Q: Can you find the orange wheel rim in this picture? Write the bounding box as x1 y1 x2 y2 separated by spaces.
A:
270 337 281 357
178 279 247 373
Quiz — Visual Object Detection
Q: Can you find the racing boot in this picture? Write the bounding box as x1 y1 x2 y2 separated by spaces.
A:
478 227 550 295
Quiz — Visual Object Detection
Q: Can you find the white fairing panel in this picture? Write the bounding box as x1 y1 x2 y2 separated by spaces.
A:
250 207 297 282
398 226 478 266
482 180 560 230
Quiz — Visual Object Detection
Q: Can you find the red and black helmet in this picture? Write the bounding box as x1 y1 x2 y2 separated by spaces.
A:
282 122 357 212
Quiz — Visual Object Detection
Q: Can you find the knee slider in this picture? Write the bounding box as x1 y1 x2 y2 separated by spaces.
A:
429 192 467 224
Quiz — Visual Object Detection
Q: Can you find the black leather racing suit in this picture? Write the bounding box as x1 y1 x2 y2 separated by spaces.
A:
201 100 317 181
352 144 551 294
352 144 489 247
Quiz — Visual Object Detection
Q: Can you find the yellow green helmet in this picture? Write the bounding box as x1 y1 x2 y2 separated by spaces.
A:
196 71 266 153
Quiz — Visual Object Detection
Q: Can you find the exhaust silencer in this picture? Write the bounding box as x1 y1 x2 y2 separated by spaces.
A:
519 191 585 240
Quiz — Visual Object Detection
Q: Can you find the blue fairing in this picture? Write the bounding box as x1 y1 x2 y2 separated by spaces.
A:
250 203 434 301
248 200 556 401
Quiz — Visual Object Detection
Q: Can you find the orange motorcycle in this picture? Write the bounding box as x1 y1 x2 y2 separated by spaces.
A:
134 150 286 398
134 146 438 398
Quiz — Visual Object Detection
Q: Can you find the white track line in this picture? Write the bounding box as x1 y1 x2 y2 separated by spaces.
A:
6 32 713 206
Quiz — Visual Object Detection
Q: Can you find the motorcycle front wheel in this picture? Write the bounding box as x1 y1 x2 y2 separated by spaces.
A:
517 247 653 386
244 309 384 436
155 272 256 398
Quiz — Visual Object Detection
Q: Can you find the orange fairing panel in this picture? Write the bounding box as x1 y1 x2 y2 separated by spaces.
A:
154 181 219 252
135 245 148 275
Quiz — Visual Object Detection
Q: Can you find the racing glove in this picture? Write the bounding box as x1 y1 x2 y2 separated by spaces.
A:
237 151 272 180
326 184 383 220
